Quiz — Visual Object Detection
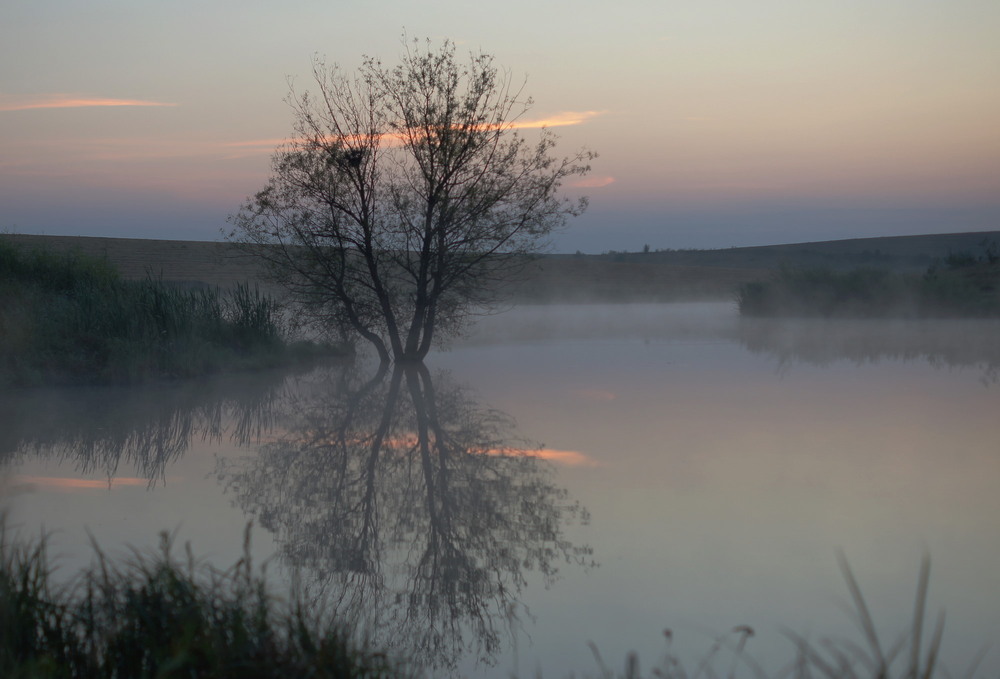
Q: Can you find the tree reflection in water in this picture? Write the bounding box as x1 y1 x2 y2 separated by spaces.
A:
218 362 594 672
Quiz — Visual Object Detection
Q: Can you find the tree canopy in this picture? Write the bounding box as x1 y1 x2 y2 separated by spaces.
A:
229 39 594 362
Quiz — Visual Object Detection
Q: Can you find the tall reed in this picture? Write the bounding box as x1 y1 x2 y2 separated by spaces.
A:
583 554 990 679
0 239 336 385
0 523 405 678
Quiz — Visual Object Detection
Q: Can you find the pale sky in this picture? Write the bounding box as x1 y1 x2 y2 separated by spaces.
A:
2 0 998 252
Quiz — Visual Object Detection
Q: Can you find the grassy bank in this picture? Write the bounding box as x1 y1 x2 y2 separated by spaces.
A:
0 525 404 679
738 242 1000 318
0 239 342 386
1 527 985 678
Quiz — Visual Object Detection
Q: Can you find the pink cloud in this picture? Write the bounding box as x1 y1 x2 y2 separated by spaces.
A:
571 175 616 189
0 95 177 112
225 110 605 155
512 110 605 129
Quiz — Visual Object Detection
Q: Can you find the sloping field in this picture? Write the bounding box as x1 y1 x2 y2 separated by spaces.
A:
4 234 267 289
5 230 998 302
598 230 1000 272
4 234 762 301
504 256 764 301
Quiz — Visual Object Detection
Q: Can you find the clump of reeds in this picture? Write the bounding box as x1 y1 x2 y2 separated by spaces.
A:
581 553 990 679
0 523 405 678
0 238 341 385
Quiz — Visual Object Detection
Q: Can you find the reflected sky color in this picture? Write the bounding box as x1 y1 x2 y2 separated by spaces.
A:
10 475 155 490
2 0 998 250
353 434 600 467
435 304 1000 676
1 303 999 675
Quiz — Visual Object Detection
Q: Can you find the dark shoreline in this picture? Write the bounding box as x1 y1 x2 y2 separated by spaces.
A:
5 230 999 303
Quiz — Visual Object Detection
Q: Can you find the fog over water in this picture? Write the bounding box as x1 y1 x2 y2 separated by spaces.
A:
2 302 999 677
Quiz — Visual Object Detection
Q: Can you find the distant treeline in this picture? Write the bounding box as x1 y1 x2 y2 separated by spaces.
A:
738 240 1000 318
592 230 1000 270
0 239 340 386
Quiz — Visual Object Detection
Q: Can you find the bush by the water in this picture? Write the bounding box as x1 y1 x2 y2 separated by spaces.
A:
0 239 338 385
738 242 1000 318
0 525 404 679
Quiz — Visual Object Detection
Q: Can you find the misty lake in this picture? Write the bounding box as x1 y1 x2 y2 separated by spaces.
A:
3 302 999 677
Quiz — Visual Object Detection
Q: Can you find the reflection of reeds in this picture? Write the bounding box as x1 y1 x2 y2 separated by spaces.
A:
584 555 989 679
738 316 1000 384
0 522 405 678
1 371 290 483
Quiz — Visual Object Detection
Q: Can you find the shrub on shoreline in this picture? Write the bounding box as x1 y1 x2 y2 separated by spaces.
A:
0 239 343 386
738 244 1000 319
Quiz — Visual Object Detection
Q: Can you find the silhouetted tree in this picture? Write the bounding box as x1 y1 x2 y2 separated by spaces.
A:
228 39 594 362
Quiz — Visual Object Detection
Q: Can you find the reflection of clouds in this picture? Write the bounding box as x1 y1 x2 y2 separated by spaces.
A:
1 371 286 483
530 448 601 467
478 446 599 467
375 438 598 466
9 475 154 491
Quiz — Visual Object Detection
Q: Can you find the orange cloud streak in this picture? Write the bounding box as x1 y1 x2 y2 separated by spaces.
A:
225 110 604 154
0 96 177 112
570 176 616 189
511 110 604 129
525 448 601 466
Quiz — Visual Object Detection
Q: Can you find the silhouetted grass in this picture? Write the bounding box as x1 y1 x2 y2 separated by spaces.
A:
1 523 992 678
579 554 990 679
0 239 343 386
0 523 405 678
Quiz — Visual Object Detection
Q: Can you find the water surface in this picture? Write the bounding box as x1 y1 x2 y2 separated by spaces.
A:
3 302 999 676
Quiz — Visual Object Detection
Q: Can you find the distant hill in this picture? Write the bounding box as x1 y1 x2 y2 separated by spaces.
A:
2 234 267 290
583 230 1000 272
5 230 999 303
